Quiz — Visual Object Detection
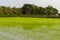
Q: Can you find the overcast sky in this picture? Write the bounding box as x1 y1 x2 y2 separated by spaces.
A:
0 0 60 12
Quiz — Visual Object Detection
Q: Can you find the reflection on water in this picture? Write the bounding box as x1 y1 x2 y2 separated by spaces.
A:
0 25 60 40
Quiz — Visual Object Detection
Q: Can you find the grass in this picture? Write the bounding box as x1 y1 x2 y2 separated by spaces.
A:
0 17 60 40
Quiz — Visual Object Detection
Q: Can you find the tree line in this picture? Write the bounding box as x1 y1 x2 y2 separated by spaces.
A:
0 4 60 18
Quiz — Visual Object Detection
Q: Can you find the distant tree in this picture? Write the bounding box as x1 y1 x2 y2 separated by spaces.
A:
21 4 39 15
45 5 58 17
0 4 59 17
21 4 32 15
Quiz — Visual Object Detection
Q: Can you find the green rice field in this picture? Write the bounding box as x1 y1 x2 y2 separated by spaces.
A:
0 17 60 40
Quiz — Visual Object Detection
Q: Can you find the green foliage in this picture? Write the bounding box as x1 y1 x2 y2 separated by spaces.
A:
0 6 22 17
0 4 59 17
21 4 59 18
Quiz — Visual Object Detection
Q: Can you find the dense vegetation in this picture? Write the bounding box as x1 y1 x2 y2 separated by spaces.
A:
0 4 60 17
